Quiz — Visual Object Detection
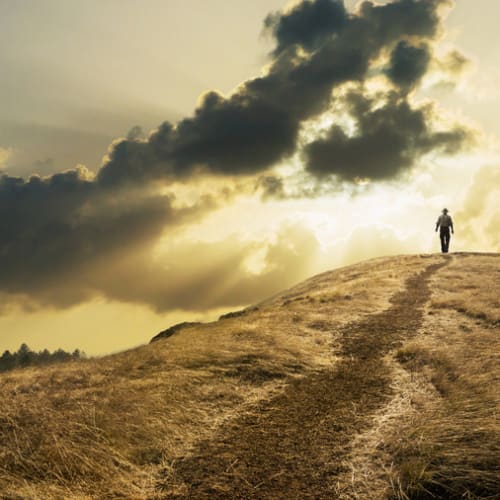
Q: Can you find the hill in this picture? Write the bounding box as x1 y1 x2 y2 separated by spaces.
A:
0 253 498 499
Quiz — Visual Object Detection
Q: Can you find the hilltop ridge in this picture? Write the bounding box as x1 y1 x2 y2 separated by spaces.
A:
0 253 498 498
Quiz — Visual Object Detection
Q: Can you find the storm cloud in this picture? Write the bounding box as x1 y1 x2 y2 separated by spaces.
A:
0 167 214 308
304 90 471 181
96 0 452 187
97 93 300 186
386 41 432 90
264 0 348 56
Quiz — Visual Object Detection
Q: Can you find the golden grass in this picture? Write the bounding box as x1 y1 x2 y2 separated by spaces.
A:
389 301 500 499
335 355 438 499
1 253 496 498
429 253 499 325
338 254 500 499
0 254 427 499
390 341 499 497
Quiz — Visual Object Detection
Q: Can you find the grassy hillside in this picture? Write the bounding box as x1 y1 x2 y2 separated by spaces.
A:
0 253 498 499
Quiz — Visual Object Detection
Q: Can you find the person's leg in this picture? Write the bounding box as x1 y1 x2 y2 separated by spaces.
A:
440 229 446 253
443 228 450 252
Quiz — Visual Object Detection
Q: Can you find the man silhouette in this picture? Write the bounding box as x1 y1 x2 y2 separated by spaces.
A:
435 208 454 253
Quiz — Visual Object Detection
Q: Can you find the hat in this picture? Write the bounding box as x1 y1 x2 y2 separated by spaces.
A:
442 208 448 213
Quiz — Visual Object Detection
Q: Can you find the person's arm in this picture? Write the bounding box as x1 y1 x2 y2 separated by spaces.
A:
435 216 440 232
450 217 454 234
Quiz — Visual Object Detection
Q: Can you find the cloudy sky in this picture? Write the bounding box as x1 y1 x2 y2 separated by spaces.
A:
1 0 498 355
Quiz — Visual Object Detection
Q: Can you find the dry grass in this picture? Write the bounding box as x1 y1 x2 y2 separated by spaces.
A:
429 252 500 325
1 253 497 499
339 253 500 499
389 296 500 499
390 329 500 498
0 254 428 499
336 355 439 499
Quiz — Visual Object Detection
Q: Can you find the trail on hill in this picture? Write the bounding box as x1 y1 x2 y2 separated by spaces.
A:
157 260 449 499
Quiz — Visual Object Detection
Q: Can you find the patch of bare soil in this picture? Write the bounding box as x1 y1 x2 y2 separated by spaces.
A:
155 261 449 499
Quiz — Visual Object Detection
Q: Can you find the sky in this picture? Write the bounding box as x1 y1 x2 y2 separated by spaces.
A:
0 0 499 356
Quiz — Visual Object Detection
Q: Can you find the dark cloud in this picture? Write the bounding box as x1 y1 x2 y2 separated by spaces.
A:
386 41 431 90
96 0 448 187
97 134 165 187
357 0 446 42
304 91 471 181
264 0 347 56
170 92 299 175
244 0 445 118
0 167 214 308
97 92 299 186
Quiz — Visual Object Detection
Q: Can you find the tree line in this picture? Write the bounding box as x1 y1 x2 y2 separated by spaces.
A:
0 343 86 372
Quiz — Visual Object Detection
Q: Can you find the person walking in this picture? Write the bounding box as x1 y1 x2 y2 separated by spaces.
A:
435 208 454 253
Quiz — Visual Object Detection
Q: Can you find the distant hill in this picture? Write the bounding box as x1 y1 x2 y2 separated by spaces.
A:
0 253 498 499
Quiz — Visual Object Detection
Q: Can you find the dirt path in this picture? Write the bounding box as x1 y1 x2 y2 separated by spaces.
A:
156 260 449 499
